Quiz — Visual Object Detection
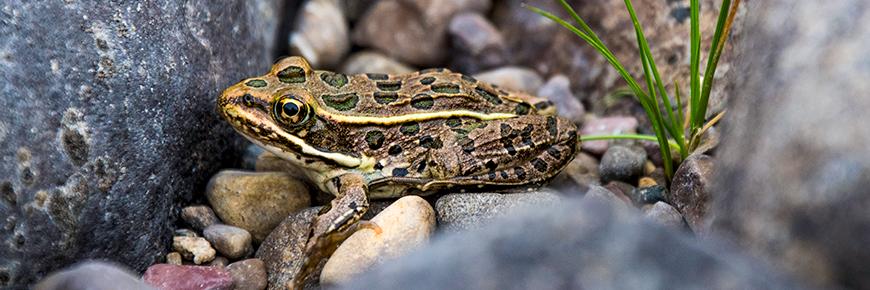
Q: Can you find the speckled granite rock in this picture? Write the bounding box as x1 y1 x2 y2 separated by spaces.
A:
670 154 713 236
0 0 279 287
339 197 807 290
435 191 560 232
712 0 870 287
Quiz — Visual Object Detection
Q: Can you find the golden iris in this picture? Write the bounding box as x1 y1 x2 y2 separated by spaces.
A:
274 95 310 126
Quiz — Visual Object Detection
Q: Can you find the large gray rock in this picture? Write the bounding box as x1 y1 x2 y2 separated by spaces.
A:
0 0 278 287
711 0 870 288
339 197 806 290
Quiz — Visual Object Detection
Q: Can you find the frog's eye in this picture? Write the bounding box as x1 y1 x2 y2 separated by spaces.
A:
274 95 310 126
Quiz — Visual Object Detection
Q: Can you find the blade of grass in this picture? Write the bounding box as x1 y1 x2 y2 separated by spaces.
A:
697 0 740 131
674 81 686 158
524 5 646 98
689 0 701 130
556 0 606 50
581 134 681 151
602 86 636 108
627 1 686 157
623 0 679 177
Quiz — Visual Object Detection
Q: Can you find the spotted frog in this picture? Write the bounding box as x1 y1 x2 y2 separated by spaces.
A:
217 56 579 288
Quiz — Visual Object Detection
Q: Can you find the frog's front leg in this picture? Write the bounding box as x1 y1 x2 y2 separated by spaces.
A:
292 173 381 289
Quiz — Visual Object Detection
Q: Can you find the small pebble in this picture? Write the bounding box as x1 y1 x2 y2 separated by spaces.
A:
547 152 601 195
226 259 268 290
321 196 436 286
638 177 657 188
646 168 668 188
339 51 416 76
580 117 639 155
204 224 253 260
473 66 544 94
256 207 322 290
181 205 221 232
35 262 152 290
142 264 232 290
448 12 507 73
630 185 669 208
583 185 630 211
670 154 714 236
537 75 585 124
166 252 183 265
208 256 229 269
436 191 560 232
600 145 648 183
172 236 216 264
641 139 666 167
602 181 634 206
174 228 198 238
643 201 688 231
289 0 349 69
643 160 656 175
206 170 311 244
353 0 446 66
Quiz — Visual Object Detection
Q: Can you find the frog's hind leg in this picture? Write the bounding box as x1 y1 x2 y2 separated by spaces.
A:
293 173 381 289
422 116 579 191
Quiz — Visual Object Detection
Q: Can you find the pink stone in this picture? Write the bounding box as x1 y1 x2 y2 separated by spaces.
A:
142 264 232 290
580 117 639 155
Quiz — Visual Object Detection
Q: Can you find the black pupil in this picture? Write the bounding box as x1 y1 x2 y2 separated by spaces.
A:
283 102 300 117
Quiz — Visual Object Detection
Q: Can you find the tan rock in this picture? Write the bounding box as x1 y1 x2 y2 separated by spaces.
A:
166 252 182 265
638 177 657 188
227 258 268 290
289 0 349 69
172 236 215 264
206 170 311 244
180 205 221 231
339 51 416 76
320 196 435 286
254 152 309 179
207 256 229 269
203 224 253 260
473 66 543 94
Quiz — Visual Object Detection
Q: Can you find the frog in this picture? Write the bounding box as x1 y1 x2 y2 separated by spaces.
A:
217 56 580 288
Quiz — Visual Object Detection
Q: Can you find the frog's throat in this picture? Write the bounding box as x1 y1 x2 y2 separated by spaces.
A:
243 134 373 169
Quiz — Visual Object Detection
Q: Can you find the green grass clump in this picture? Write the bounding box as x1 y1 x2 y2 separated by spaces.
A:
525 0 740 181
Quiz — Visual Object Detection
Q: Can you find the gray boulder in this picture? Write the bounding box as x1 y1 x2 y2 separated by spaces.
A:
0 0 278 287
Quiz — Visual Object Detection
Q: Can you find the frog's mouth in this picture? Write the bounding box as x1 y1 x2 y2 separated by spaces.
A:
241 133 363 169
219 88 367 169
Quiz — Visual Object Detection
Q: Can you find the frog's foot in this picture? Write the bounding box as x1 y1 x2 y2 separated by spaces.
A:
291 173 373 290
291 220 382 289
